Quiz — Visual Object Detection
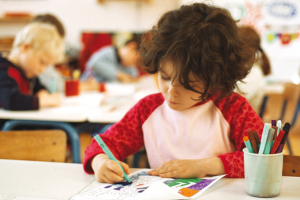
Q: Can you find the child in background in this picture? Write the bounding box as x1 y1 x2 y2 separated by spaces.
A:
31 14 67 93
83 3 264 183
80 36 141 83
32 13 99 92
236 26 271 114
0 23 64 110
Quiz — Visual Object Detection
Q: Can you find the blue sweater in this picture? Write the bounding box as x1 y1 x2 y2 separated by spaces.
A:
81 46 138 82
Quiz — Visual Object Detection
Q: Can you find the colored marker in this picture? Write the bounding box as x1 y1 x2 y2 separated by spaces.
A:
259 123 270 154
50 77 56 93
276 123 291 153
276 120 281 136
271 126 278 145
271 120 276 127
253 131 261 149
270 130 285 154
93 133 131 182
243 136 254 153
248 130 258 153
263 128 275 154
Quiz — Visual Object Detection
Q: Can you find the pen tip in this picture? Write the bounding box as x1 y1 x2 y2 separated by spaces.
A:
93 133 98 137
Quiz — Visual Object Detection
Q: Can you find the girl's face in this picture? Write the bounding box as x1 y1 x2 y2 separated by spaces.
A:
158 60 204 111
19 45 53 78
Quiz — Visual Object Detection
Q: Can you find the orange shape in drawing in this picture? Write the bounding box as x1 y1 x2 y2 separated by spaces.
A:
178 188 200 197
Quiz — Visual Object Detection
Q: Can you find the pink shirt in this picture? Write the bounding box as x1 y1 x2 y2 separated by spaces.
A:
83 92 264 178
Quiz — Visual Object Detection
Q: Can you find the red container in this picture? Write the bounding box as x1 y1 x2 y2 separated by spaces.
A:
65 80 79 96
98 82 106 93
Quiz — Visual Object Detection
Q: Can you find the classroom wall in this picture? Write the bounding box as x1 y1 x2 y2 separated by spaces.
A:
1 0 300 82
0 0 179 49
179 0 300 83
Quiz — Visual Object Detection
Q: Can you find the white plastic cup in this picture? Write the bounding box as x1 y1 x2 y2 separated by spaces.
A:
243 148 284 198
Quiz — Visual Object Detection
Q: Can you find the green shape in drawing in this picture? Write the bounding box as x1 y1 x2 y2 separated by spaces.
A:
168 178 202 187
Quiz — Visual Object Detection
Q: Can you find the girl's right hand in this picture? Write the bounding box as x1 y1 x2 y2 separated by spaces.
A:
91 154 130 184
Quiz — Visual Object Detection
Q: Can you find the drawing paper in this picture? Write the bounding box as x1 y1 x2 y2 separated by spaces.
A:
71 169 224 200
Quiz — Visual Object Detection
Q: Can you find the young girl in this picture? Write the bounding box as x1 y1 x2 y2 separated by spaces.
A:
83 3 264 183
237 26 271 114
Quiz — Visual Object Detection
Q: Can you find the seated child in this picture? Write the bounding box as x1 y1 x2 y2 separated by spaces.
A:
0 23 64 110
236 26 271 114
83 3 264 183
81 36 141 83
31 13 67 93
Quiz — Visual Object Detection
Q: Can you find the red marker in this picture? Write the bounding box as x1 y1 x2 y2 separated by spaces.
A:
270 130 285 154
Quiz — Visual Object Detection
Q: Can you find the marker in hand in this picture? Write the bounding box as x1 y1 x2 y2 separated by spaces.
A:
93 133 131 182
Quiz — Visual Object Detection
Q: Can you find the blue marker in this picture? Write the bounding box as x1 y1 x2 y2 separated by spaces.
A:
259 123 270 154
93 133 131 182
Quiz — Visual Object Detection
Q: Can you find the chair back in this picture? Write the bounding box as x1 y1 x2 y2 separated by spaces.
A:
0 130 67 162
283 155 300 176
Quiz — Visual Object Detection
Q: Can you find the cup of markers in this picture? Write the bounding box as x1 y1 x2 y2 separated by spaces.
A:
243 120 290 198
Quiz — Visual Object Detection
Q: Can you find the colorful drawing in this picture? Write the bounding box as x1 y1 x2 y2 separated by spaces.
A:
164 178 216 197
71 170 224 200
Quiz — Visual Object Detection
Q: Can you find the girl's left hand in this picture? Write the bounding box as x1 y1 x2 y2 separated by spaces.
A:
147 157 225 179
147 159 207 179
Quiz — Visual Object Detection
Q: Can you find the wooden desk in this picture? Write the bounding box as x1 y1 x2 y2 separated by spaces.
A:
1 159 299 200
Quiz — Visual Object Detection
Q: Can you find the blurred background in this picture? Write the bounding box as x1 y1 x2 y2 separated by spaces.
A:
1 0 299 163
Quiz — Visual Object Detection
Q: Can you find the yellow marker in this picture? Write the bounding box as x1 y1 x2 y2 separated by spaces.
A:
72 69 81 80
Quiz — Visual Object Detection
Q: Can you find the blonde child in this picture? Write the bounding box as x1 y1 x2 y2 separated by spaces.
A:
83 3 264 183
0 23 64 110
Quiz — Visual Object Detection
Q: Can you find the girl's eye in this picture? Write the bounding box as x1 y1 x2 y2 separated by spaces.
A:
161 74 171 81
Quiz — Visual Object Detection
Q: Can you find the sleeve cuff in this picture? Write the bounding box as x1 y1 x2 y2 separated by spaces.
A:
218 154 230 178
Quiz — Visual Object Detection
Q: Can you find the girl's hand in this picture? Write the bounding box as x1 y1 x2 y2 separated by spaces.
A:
91 154 130 184
148 157 224 179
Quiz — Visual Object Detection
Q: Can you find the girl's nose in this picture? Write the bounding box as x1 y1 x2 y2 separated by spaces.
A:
168 81 180 97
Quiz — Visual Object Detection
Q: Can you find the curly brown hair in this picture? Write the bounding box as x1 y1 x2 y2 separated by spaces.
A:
139 3 256 101
238 26 271 76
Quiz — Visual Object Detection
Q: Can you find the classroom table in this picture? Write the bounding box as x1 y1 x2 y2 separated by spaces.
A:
0 75 160 163
0 92 105 163
0 159 299 200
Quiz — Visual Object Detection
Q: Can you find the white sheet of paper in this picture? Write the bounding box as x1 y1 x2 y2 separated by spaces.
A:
0 195 8 200
71 170 225 200
11 197 54 200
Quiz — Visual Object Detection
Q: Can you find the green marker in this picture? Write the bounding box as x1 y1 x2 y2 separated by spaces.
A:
93 133 131 182
263 128 275 154
243 136 254 153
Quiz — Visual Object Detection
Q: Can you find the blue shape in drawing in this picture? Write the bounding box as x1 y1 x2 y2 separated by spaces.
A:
104 185 112 188
114 187 123 190
128 171 150 182
114 181 132 186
